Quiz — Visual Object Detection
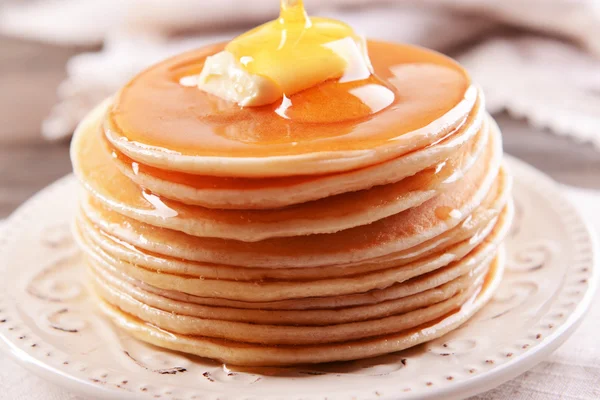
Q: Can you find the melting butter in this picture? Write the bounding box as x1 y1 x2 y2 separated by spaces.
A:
183 0 373 107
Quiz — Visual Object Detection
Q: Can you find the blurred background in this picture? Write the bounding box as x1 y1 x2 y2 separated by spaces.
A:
1 0 599 218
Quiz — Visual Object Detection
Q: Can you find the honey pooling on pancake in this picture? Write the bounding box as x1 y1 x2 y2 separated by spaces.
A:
71 0 512 366
108 42 470 161
106 0 472 169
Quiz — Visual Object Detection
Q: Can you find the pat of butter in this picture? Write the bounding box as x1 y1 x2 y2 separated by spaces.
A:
182 51 282 107
181 14 373 107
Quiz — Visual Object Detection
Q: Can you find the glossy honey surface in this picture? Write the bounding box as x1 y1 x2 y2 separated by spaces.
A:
108 41 471 158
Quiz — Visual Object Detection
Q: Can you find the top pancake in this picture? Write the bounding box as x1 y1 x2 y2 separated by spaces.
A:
80 154 507 268
72 97 498 240
105 41 475 177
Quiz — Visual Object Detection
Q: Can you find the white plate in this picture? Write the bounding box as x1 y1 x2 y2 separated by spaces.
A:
0 157 596 400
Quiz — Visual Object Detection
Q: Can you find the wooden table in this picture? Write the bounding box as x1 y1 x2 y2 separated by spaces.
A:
1 36 599 218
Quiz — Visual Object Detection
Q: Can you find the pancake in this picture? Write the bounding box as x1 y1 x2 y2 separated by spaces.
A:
105 41 477 178
93 250 505 366
92 272 483 345
84 91 485 209
79 156 507 269
70 35 513 366
75 202 511 311
76 197 503 283
109 97 484 210
88 261 488 325
76 202 510 301
72 101 496 240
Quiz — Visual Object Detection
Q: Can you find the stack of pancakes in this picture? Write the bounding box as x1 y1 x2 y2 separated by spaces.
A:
71 43 512 367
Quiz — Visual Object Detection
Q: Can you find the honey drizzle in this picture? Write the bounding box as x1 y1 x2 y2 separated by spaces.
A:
225 0 371 101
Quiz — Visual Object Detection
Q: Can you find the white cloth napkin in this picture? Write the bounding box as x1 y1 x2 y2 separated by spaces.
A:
0 184 599 399
1 0 600 147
